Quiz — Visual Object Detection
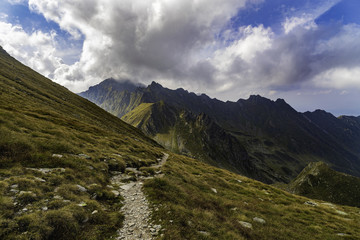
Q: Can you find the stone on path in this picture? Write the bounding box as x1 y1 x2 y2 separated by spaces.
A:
239 221 252 229
111 153 168 240
304 201 318 206
335 210 348 216
253 217 266 224
120 183 135 191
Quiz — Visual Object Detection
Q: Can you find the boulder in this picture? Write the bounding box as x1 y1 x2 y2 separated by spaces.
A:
253 217 266 224
238 221 252 229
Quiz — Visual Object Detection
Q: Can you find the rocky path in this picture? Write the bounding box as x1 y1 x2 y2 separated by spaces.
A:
111 153 169 240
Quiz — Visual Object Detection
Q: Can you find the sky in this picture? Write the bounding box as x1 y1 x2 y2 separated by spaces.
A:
0 0 359 116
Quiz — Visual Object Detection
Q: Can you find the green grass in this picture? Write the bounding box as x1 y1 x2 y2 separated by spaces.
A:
121 103 154 128
2 45 360 239
144 154 360 239
288 162 360 207
0 46 164 239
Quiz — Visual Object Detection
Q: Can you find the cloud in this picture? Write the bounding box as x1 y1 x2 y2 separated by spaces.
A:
24 0 248 92
282 0 341 34
1 0 359 112
0 21 62 78
203 20 360 100
312 67 360 89
283 15 317 34
7 0 27 5
0 13 8 20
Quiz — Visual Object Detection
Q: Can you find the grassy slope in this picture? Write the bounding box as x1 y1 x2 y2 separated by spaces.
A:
288 162 360 207
84 81 360 183
0 47 164 239
123 104 255 179
144 154 360 239
2 46 360 239
121 103 154 129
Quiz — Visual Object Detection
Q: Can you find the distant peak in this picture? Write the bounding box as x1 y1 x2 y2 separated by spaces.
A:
150 81 163 88
247 94 271 103
275 98 291 107
148 81 164 91
311 109 335 118
82 78 140 94
275 98 286 104
249 94 264 99
103 78 117 83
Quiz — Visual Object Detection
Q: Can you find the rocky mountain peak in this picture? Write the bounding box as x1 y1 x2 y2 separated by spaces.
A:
148 81 163 90
247 94 271 103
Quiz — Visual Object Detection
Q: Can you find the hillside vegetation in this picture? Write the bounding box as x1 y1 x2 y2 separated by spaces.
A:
289 162 360 207
144 154 360 239
80 79 360 184
1 46 360 240
0 46 164 239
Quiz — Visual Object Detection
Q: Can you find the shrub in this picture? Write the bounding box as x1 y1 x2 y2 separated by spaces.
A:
139 166 156 176
15 213 52 240
45 210 79 240
48 199 69 209
17 191 38 204
107 159 126 172
15 178 36 190
0 140 33 165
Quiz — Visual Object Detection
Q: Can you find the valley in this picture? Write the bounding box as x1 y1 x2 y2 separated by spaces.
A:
1 46 360 239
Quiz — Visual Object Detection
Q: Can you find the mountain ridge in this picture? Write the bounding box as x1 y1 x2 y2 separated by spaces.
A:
289 161 360 207
80 79 360 183
2 46 360 240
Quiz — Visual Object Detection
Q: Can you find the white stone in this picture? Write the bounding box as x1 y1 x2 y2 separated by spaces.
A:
77 202 87 207
304 201 317 206
76 185 87 192
335 210 348 216
111 190 120 197
238 221 252 229
34 177 46 182
253 217 266 224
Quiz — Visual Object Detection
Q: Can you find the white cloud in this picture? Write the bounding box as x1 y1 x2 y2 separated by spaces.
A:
23 0 249 92
313 67 360 89
282 0 340 34
283 15 317 34
0 13 8 20
1 0 360 113
7 0 27 5
0 21 63 78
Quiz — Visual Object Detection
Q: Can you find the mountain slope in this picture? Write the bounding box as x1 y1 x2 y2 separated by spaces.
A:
0 46 164 239
2 46 360 240
79 78 145 118
122 102 275 182
288 162 360 207
144 153 360 239
80 79 360 183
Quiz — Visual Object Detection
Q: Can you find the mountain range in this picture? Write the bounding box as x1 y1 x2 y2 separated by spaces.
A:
2 46 360 239
80 78 360 183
